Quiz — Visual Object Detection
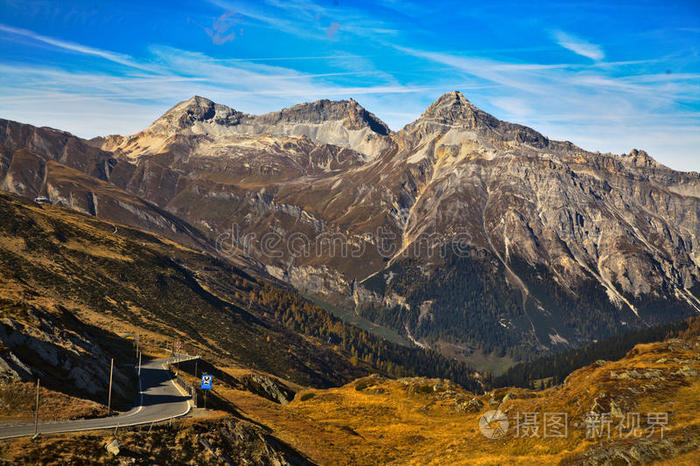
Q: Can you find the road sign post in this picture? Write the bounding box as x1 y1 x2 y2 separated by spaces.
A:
107 358 114 416
200 374 213 389
33 378 40 436
201 374 213 410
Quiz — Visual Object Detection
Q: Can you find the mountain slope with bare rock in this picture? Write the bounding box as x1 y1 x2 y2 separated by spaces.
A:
2 91 699 365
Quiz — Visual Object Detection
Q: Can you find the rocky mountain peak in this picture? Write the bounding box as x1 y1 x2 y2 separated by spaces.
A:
401 90 551 149
623 148 662 169
408 90 500 133
182 94 214 108
423 91 477 119
153 96 245 132
430 90 472 108
259 98 391 136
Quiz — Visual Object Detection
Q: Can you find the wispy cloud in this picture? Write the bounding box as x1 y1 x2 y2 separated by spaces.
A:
326 22 340 39
395 45 700 171
189 9 241 45
208 0 398 42
206 0 325 40
1 1 698 173
220 55 366 62
0 41 428 137
552 30 605 61
0 23 153 71
396 45 698 109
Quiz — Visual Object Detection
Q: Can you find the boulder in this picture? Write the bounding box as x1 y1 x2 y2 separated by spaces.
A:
240 374 295 404
105 438 120 456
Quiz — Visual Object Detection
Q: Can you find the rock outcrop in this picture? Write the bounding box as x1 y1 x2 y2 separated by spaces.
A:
239 374 295 405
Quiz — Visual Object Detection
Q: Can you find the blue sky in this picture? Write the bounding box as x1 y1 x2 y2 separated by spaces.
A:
1 0 699 171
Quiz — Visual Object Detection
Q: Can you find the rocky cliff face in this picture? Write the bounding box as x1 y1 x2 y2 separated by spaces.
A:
3 92 699 359
389 92 700 305
0 119 217 253
0 307 132 403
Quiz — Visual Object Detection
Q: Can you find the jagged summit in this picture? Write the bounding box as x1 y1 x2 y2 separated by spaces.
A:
154 96 246 131
112 93 680 168
111 95 394 160
258 98 391 136
398 90 549 149
417 90 498 129
623 148 663 169
180 95 214 108
154 96 391 136
427 90 473 110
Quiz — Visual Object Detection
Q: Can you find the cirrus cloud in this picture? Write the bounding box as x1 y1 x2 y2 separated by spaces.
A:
552 30 605 61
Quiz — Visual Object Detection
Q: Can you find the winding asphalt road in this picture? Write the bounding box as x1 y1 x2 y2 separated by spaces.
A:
0 358 193 440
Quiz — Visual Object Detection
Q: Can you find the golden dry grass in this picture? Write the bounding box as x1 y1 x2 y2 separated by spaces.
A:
0 381 108 423
1 337 698 464
214 337 700 465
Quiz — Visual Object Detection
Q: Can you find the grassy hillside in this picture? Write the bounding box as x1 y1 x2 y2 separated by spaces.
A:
493 315 700 389
227 335 700 464
0 191 479 415
3 332 699 464
0 191 367 388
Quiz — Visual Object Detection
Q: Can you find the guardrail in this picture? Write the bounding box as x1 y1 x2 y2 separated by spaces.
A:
173 372 198 407
166 354 200 407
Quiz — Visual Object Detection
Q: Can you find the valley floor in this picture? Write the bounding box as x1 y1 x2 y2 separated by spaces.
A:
2 336 699 465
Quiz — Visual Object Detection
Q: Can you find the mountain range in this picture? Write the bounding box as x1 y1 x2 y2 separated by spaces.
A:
2 91 699 365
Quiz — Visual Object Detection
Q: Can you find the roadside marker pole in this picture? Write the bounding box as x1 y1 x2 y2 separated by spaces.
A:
107 358 114 416
33 378 40 435
138 351 142 376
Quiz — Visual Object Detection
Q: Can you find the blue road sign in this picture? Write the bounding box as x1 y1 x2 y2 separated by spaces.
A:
201 374 213 390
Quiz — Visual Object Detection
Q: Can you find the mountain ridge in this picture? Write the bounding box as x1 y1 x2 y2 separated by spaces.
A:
95 92 700 176
2 91 699 364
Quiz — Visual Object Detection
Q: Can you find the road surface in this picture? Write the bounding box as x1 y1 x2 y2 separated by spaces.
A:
0 358 192 440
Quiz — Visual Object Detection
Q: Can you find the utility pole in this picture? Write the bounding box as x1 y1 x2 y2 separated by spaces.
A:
107 358 114 416
194 359 198 380
33 378 40 435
